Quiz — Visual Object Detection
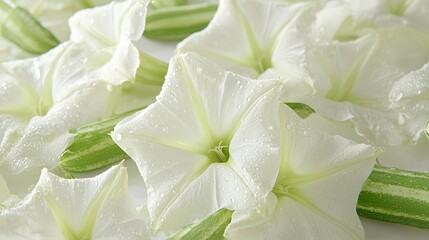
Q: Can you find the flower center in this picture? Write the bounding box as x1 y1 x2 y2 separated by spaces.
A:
254 54 272 75
207 141 230 163
272 183 292 198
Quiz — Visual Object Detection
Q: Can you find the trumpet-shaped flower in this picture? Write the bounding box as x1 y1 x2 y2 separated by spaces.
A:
177 0 315 99
0 42 110 186
225 105 378 240
326 0 429 35
67 0 160 113
0 163 150 239
0 0 153 193
113 52 283 233
178 0 429 147
67 0 147 87
297 1 429 146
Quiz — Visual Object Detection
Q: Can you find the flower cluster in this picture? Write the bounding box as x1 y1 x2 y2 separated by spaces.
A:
0 0 428 239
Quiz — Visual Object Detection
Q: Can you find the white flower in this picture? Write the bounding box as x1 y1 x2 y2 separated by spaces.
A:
225 105 378 240
0 43 110 187
0 0 153 192
298 3 429 146
0 163 150 239
177 0 315 99
67 0 147 87
67 0 159 113
333 0 429 33
113 52 283 233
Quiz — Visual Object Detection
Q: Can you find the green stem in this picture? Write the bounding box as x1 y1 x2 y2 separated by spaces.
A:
150 0 188 9
144 3 218 41
357 164 429 229
135 50 169 86
60 52 167 174
59 108 143 174
0 0 59 54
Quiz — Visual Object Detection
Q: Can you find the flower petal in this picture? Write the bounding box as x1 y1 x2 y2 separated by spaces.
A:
113 52 282 233
389 62 429 143
0 45 111 178
69 0 148 47
0 164 149 239
226 105 377 240
178 0 313 80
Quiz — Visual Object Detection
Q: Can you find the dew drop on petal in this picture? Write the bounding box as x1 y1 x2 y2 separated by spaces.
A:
107 85 113 92
398 113 406 125
390 91 403 102
115 133 122 141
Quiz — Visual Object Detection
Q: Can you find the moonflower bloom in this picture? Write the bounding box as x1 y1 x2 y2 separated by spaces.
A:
225 105 378 240
178 0 315 99
0 163 150 239
0 0 152 193
299 3 429 146
179 0 429 147
113 52 283 233
67 0 160 113
323 0 429 35
67 0 146 87
0 43 110 190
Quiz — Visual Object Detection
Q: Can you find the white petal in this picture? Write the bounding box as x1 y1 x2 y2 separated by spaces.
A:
178 0 313 79
113 52 282 233
89 41 140 86
0 164 149 239
227 193 364 240
389 62 429 142
226 106 376 240
0 81 109 176
229 92 281 199
69 0 148 47
278 105 376 175
49 41 139 90
0 40 31 62
260 64 315 100
178 53 283 137
0 174 11 203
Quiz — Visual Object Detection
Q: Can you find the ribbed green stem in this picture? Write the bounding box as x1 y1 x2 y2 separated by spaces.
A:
357 164 429 229
150 0 188 9
0 0 59 54
59 108 143 174
135 50 168 86
144 3 218 41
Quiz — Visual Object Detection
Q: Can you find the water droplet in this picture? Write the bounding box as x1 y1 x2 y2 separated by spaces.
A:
115 133 122 141
398 113 406 125
107 85 113 92
390 91 403 102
